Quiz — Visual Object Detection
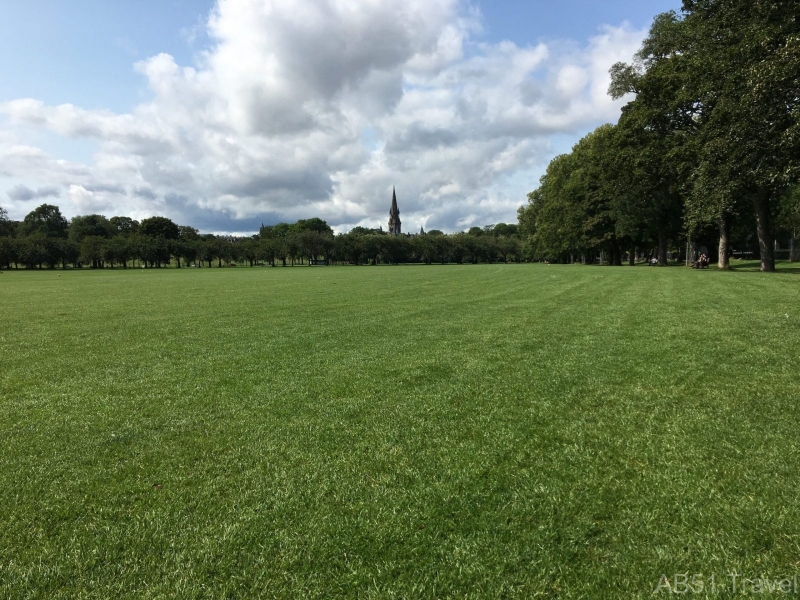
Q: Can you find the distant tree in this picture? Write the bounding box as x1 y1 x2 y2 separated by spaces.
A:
17 235 48 268
292 218 334 235
274 237 290 267
109 216 139 237
257 237 277 266
20 204 68 239
214 237 231 267
410 234 436 264
383 235 411 264
169 239 185 268
467 226 483 237
179 225 199 241
69 214 112 243
450 234 468 264
106 236 132 268
80 236 107 268
239 238 258 266
492 223 518 237
427 229 444 236
334 233 363 264
58 239 80 269
349 226 383 236
272 222 292 238
0 237 17 268
133 234 170 268
199 236 216 268
140 216 180 240
778 186 800 262
496 236 519 262
360 234 383 265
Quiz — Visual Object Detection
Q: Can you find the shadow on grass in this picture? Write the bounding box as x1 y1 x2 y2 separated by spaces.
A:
726 260 800 274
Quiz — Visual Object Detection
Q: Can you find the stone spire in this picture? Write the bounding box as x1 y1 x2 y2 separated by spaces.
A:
388 187 401 234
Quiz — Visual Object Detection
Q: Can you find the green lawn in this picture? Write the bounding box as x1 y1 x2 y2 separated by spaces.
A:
1 263 799 598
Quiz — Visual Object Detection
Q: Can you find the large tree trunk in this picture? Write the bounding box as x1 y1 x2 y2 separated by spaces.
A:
629 244 635 266
790 236 798 262
657 227 668 266
718 214 730 270
753 189 775 272
610 237 622 266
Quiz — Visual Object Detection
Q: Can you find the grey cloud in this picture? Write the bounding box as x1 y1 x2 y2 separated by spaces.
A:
384 123 460 153
222 170 333 203
133 187 157 200
7 184 61 202
85 183 126 194
520 79 543 105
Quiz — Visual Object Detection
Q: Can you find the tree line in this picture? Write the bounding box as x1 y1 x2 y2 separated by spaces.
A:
518 0 800 271
0 204 523 269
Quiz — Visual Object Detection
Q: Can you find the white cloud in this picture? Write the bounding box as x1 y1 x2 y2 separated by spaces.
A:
0 0 644 233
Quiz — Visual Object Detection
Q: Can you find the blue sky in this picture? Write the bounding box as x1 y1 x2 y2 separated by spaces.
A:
0 0 681 232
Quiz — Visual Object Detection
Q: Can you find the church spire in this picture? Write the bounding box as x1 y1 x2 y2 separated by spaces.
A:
388 187 401 234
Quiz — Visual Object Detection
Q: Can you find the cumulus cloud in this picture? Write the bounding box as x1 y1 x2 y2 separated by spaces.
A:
0 0 645 233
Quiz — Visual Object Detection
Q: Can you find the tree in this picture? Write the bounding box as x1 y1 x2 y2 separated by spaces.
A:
0 237 17 268
0 207 18 239
239 238 259 266
179 226 199 241
20 204 68 238
16 235 48 268
109 216 139 237
80 236 106 268
199 236 217 268
106 236 133 268
492 223 518 237
58 239 80 269
257 237 277 266
292 218 333 235
69 214 112 244
778 187 800 262
139 216 180 240
611 2 800 271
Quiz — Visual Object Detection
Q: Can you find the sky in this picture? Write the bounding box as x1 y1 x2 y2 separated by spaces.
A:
0 0 680 234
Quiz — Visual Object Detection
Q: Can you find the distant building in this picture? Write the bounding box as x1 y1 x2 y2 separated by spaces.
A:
388 187 401 235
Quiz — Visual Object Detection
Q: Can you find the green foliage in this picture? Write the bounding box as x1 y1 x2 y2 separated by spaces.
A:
20 204 68 239
778 186 800 237
0 207 15 238
139 216 180 240
606 0 800 270
291 217 333 235
69 214 113 243
109 216 139 237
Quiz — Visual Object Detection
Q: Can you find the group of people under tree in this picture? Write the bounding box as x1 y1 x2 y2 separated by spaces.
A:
518 0 800 271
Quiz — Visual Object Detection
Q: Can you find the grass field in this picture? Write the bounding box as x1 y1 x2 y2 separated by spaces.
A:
2 262 800 598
